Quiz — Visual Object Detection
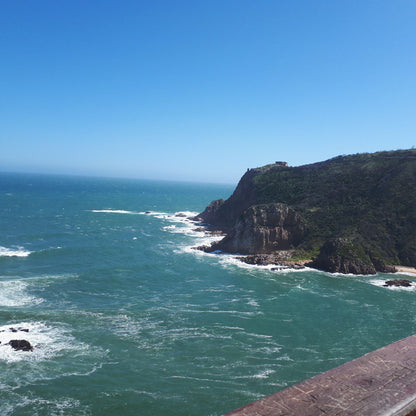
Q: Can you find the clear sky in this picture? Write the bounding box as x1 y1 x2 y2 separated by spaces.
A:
1 0 415 184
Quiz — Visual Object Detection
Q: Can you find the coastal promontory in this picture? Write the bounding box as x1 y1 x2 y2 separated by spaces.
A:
195 149 416 274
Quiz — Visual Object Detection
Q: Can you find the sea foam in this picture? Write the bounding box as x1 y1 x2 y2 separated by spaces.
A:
0 394 90 416
0 246 32 257
0 321 88 363
90 209 140 214
0 280 43 307
369 278 416 291
145 211 313 274
142 211 209 238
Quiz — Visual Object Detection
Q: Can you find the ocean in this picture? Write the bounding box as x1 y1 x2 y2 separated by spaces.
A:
1 172 415 416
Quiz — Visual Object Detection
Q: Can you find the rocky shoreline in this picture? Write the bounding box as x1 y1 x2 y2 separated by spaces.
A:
186 214 416 289
191 150 416 277
193 213 399 276
237 253 310 270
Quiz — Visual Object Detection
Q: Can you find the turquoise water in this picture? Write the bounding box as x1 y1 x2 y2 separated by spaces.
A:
1 173 415 416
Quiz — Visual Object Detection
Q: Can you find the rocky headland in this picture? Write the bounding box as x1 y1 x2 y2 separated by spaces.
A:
194 150 416 275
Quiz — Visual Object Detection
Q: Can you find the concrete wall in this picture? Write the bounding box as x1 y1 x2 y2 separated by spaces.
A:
225 334 416 416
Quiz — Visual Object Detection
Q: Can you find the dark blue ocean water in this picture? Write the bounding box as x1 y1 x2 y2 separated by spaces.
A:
1 172 415 416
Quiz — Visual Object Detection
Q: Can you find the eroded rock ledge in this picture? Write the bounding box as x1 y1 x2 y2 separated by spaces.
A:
196 203 396 274
237 252 311 270
201 203 306 255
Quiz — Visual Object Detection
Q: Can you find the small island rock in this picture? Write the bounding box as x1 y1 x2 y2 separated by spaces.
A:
8 339 33 351
383 279 412 287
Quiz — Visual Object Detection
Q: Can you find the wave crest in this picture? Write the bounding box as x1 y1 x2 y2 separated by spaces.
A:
0 246 32 257
0 280 43 307
0 321 88 363
90 209 140 214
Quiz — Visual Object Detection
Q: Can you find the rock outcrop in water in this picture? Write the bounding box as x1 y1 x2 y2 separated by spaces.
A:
8 339 33 351
383 279 412 287
195 149 416 275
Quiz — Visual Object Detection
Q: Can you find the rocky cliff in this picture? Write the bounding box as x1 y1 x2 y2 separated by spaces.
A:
204 203 306 254
196 149 416 274
195 168 261 232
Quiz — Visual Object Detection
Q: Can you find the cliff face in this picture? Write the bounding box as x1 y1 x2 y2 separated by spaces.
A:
197 149 416 274
195 168 260 232
205 203 306 254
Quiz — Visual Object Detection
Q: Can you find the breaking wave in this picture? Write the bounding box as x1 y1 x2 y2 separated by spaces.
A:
90 209 140 214
0 280 43 307
0 246 32 257
0 321 89 363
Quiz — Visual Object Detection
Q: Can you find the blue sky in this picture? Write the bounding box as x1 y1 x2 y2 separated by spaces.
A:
1 0 415 184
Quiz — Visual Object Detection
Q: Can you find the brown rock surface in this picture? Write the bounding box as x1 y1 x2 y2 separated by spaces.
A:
8 339 33 352
205 203 306 254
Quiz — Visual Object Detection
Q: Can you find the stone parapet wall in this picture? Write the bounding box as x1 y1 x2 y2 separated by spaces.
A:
225 334 416 416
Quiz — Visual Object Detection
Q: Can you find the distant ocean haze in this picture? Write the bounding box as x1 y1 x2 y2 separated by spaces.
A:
0 173 415 416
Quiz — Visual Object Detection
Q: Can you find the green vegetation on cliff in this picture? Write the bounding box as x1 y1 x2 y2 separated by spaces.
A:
197 149 416 273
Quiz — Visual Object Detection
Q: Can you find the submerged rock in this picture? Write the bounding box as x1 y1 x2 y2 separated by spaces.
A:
383 279 412 287
8 339 33 352
8 327 29 333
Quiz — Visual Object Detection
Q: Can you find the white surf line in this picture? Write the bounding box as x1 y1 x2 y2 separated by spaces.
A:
0 246 32 257
89 209 140 214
